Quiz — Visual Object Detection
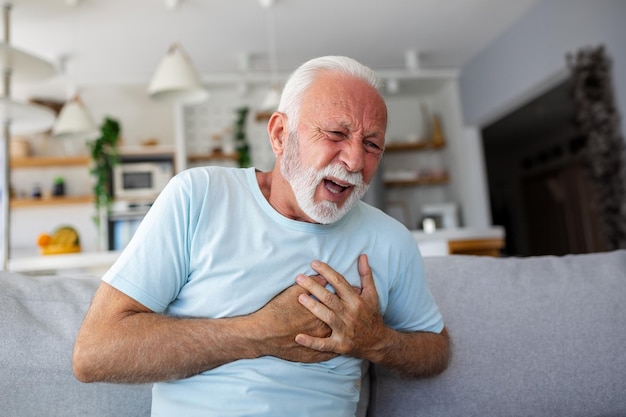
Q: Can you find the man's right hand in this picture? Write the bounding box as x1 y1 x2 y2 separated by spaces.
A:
73 277 338 385
251 276 338 363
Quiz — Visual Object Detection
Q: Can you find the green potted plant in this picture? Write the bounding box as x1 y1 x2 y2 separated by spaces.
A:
87 117 121 247
234 106 251 168
52 176 65 196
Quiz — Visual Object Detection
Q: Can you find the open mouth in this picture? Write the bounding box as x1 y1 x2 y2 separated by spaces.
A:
323 178 353 195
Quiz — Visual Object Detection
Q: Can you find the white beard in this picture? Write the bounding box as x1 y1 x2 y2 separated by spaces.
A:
280 132 369 224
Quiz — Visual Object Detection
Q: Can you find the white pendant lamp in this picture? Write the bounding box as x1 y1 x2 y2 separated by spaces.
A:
0 17 57 135
259 85 281 113
52 95 97 139
0 97 55 135
0 43 56 83
148 43 208 104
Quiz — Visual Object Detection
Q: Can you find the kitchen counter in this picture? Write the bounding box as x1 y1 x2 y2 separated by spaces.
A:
413 226 505 257
8 250 121 276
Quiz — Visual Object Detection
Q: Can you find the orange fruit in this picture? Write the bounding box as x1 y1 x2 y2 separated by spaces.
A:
37 233 52 247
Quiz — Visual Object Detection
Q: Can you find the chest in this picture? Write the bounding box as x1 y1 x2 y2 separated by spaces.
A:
169 228 368 317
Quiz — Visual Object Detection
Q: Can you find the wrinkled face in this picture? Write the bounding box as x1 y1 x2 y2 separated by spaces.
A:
280 130 369 224
280 71 387 224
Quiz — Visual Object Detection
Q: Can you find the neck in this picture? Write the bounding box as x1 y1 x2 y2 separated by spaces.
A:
255 169 317 223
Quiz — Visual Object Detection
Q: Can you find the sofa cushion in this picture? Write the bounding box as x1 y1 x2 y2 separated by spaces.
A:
368 250 626 417
0 271 152 417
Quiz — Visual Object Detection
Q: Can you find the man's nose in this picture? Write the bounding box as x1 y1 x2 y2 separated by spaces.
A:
340 140 365 173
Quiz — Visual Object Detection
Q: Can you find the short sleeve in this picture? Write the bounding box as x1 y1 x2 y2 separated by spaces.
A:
102 173 193 312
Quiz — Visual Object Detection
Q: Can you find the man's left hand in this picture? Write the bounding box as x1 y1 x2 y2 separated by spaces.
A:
294 254 388 359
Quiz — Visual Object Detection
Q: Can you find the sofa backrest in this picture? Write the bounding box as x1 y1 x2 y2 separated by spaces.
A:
368 250 626 417
0 272 152 417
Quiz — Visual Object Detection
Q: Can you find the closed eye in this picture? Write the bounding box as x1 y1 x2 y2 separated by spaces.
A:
364 140 384 155
325 130 347 141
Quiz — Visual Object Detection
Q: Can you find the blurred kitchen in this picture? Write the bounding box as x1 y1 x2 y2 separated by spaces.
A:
2 0 625 274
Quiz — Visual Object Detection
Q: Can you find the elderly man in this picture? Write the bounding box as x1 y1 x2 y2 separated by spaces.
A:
73 55 449 417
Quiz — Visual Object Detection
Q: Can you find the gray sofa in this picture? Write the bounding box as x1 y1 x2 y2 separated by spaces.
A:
2 250 625 417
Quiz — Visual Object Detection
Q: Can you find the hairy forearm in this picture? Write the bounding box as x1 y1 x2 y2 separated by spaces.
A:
73 282 334 384
367 327 450 379
73 311 258 384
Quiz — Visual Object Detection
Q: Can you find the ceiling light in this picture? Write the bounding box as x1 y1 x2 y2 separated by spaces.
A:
164 0 182 10
259 85 281 112
52 95 97 139
386 78 400 94
0 44 56 82
0 98 56 135
405 49 421 71
148 43 208 104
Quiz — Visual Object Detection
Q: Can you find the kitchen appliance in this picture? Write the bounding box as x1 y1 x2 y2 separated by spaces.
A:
108 153 175 250
420 203 459 230
112 154 174 200
107 200 153 251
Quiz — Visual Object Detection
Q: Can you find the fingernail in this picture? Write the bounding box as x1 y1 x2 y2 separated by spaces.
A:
311 260 321 267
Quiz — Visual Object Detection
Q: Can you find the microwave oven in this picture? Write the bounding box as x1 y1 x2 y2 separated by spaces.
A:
113 161 173 200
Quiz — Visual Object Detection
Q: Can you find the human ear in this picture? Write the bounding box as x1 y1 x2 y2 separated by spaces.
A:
267 112 287 156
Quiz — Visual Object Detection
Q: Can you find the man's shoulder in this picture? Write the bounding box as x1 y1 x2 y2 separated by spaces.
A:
177 165 247 179
356 201 410 228
353 202 416 244
173 166 251 188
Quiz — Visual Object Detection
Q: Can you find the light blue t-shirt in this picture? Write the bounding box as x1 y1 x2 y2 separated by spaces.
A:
103 166 443 417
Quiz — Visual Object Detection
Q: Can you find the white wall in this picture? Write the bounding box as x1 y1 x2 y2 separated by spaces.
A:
460 0 626 134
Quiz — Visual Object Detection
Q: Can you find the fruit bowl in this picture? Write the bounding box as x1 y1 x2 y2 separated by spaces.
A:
37 226 81 256
40 244 81 256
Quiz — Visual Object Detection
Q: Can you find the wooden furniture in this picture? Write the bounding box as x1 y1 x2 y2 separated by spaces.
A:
383 140 449 187
448 237 505 257
187 151 239 164
413 227 506 257
10 155 92 208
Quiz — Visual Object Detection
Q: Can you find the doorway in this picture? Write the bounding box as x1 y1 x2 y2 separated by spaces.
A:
481 78 607 256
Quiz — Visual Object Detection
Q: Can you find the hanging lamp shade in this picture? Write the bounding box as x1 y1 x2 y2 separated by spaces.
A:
52 95 97 139
148 43 208 104
259 85 281 113
0 97 55 134
0 43 56 82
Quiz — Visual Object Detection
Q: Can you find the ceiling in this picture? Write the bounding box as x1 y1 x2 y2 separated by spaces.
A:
7 0 540 87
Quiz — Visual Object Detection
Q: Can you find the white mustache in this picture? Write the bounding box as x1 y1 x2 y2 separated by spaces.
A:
315 164 364 187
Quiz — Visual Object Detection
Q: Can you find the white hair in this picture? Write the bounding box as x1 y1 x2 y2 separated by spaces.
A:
277 56 382 131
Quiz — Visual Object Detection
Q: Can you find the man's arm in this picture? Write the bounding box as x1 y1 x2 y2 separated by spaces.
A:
72 280 335 384
294 254 450 378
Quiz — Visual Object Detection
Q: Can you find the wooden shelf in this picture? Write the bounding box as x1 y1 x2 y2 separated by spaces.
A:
11 155 90 168
384 173 449 187
187 152 239 162
384 140 446 152
10 195 93 208
448 238 505 257
255 111 273 122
